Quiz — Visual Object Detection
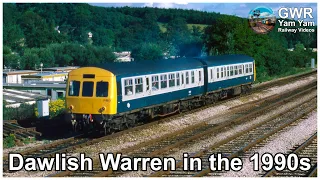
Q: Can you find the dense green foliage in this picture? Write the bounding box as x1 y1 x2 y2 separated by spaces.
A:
3 3 317 81
3 102 37 120
203 16 317 81
4 134 16 148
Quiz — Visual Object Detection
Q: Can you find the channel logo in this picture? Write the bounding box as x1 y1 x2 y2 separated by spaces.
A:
248 6 276 34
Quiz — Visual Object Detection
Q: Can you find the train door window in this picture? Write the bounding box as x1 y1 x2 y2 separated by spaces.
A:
234 66 238 75
124 79 133 95
169 74 175 87
160 74 167 89
181 73 184 85
245 64 249 74
249 63 253 73
220 67 224 78
96 81 108 97
210 69 213 80
238 65 243 75
176 73 180 86
82 81 94 97
68 80 80 96
217 68 220 79
199 71 202 82
146 77 150 91
152 76 159 91
191 71 195 84
230 66 234 76
186 72 189 84
135 78 143 94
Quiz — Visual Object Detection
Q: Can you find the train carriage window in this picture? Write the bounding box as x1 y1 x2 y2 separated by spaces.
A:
199 71 202 82
160 74 167 89
82 81 94 97
181 73 184 85
68 80 80 96
152 76 159 91
169 74 175 87
96 81 108 97
135 78 143 94
238 65 243 75
234 66 238 75
124 79 133 95
230 66 234 76
176 73 180 86
191 71 195 83
227 66 230 77
217 68 220 79
186 72 189 84
210 69 213 80
220 67 224 78
245 64 249 73
249 64 253 73
224 67 226 77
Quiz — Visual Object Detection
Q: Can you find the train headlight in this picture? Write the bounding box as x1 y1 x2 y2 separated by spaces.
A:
69 105 74 110
101 106 106 111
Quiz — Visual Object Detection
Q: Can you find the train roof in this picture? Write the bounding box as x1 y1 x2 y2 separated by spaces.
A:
92 54 253 77
95 58 204 76
198 54 254 66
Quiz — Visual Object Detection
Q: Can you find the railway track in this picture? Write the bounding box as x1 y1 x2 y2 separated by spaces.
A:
51 79 316 177
3 70 316 175
263 133 317 177
150 97 316 177
3 120 41 141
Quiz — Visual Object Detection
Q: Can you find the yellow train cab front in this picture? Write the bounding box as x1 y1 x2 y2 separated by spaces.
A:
66 67 117 115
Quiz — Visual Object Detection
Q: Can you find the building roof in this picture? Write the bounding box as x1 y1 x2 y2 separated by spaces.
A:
3 70 38 75
42 66 79 71
94 57 204 76
198 55 254 66
22 72 68 78
3 83 66 89
3 89 49 106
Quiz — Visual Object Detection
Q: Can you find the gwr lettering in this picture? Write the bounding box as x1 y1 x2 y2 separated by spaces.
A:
279 7 313 19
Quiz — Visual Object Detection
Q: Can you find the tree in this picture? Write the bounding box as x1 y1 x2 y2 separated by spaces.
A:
20 49 40 69
131 43 163 61
92 27 115 47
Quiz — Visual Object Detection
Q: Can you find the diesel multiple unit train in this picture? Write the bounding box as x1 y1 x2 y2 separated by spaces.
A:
66 55 255 133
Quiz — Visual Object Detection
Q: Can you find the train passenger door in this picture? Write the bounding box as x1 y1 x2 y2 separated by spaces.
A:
146 76 151 95
181 72 185 88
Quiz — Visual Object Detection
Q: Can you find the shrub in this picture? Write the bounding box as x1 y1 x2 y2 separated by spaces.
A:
4 134 16 148
3 102 36 120
49 99 66 118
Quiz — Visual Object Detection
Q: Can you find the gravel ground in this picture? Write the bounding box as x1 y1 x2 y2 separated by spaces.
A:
222 111 317 177
3 74 316 177
3 140 53 154
120 90 316 177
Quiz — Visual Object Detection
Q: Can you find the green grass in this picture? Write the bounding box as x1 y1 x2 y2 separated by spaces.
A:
256 67 314 83
158 22 208 33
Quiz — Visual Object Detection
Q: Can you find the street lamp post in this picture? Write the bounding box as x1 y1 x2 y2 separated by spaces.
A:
40 62 43 74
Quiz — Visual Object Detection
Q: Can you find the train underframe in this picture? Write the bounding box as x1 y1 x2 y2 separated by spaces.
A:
70 84 252 135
